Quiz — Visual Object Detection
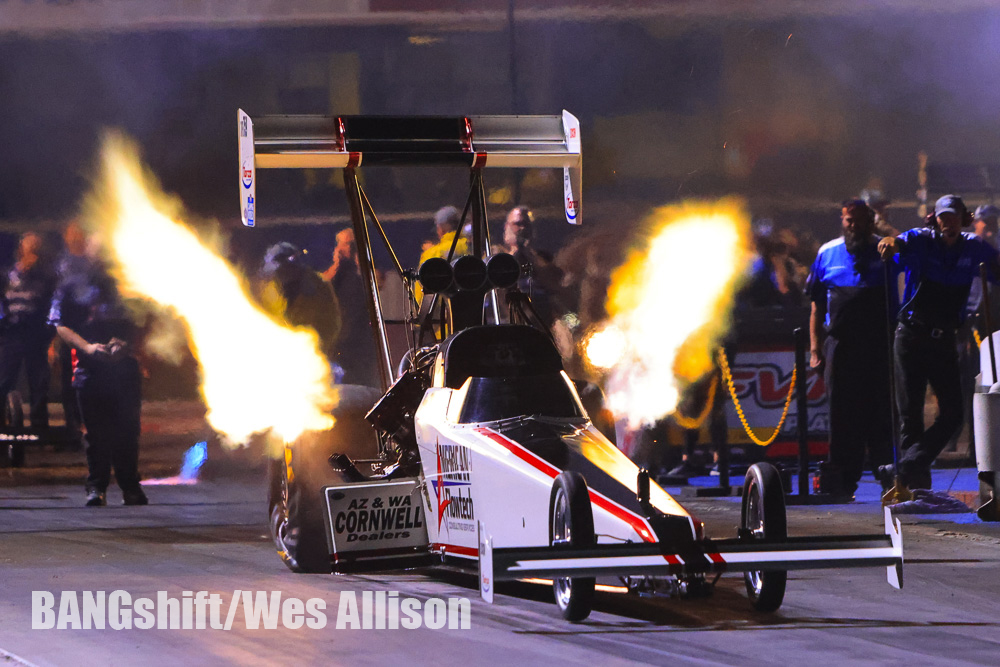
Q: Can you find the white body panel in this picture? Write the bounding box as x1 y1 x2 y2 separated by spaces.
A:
414 387 650 559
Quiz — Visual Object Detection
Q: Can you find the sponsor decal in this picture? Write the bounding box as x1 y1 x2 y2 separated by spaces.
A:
243 194 255 227
433 440 474 535
326 482 427 553
241 158 253 189
563 169 578 221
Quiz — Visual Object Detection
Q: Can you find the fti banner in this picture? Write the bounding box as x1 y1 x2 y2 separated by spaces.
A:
723 346 828 452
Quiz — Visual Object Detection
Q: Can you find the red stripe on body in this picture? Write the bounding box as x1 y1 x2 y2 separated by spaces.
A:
347 151 362 168
707 552 726 564
473 152 487 169
431 543 478 558
476 427 561 477
475 427 656 543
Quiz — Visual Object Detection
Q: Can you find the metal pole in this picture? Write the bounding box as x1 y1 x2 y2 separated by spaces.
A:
470 170 484 258
794 327 809 497
717 418 730 489
475 170 502 324
344 167 392 391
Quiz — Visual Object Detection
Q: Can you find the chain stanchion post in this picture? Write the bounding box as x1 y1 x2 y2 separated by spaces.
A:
718 372 730 489
794 327 809 497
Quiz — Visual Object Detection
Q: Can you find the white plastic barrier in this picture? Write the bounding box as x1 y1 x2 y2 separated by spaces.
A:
978 331 1000 388
973 333 1000 520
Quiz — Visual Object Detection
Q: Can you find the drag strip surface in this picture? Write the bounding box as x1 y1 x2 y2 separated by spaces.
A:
1 480 999 666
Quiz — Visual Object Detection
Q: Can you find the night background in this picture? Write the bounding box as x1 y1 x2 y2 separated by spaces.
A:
2 1 1000 271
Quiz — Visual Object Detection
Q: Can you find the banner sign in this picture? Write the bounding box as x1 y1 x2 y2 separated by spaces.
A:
724 347 828 444
325 479 428 555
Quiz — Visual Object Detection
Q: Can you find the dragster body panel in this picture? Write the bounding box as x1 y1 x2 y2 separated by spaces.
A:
413 386 697 554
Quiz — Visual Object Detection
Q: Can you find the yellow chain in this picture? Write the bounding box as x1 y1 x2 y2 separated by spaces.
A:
718 349 796 447
673 375 718 430
974 327 983 347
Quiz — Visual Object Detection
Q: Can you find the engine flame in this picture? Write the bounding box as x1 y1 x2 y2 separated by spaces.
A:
86 133 336 446
585 199 753 428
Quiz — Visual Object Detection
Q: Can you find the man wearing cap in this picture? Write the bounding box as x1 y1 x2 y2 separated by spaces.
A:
878 194 1000 489
259 242 342 376
807 200 897 498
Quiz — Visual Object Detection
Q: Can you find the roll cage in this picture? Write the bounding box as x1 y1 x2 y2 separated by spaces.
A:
239 110 582 392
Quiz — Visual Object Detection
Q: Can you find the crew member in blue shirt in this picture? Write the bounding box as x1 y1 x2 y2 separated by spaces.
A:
807 200 897 498
878 194 1000 490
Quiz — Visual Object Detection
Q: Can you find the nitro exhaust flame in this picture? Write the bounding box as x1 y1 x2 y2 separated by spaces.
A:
87 133 336 446
585 199 753 428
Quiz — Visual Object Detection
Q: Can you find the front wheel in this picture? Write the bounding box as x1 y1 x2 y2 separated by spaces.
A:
549 471 596 622
741 462 787 612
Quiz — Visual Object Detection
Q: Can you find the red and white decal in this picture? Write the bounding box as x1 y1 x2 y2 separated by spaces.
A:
430 542 479 559
474 427 657 543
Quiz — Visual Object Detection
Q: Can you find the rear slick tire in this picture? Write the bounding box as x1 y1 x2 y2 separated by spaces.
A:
267 384 382 574
549 471 596 622
741 462 788 612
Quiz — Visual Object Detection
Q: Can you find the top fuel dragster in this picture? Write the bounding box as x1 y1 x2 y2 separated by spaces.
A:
238 109 903 621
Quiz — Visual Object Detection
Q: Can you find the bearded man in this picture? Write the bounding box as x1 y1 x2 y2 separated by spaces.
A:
806 200 898 498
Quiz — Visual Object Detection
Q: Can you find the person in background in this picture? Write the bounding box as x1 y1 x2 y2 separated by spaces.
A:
972 205 999 247
49 233 146 507
807 200 896 498
321 229 379 386
259 242 342 376
53 221 89 443
0 231 57 433
414 206 468 304
878 195 1000 490
862 189 898 237
952 204 1000 455
419 206 467 266
495 205 565 329
744 220 805 308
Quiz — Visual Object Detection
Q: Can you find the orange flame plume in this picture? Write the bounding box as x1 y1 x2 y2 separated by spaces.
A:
584 199 753 428
85 133 337 446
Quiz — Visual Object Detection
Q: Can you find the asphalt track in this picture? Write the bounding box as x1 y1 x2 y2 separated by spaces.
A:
1 473 999 666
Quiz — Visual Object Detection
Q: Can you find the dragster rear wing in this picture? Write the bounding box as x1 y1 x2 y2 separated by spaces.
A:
238 110 582 226
477 507 904 603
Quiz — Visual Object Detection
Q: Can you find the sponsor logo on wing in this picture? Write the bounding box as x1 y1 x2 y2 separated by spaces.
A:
241 158 253 188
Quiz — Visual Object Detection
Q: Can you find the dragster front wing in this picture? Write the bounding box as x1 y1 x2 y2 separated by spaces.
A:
478 507 903 601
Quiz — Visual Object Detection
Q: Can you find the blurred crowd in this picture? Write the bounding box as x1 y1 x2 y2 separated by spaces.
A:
7 190 998 504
